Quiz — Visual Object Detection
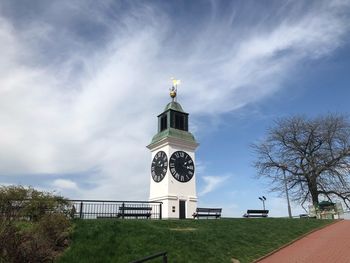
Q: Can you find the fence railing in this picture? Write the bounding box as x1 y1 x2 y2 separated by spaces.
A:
1 199 163 220
70 200 163 220
131 252 168 263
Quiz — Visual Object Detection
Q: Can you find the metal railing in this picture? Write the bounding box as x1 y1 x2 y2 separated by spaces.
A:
1 199 163 220
70 200 163 220
131 252 167 263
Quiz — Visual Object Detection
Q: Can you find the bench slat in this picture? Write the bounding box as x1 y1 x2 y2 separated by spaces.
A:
118 213 151 217
244 209 269 218
119 207 152 211
245 214 268 218
196 208 222 212
246 210 269 214
195 214 220 217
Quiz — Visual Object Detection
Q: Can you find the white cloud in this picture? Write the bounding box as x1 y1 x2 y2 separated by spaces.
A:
0 1 349 200
199 175 230 196
52 179 78 190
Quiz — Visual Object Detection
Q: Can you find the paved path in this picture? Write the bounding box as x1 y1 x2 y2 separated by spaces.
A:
257 220 350 263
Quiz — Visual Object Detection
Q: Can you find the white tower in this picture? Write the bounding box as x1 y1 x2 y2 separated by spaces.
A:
147 81 198 219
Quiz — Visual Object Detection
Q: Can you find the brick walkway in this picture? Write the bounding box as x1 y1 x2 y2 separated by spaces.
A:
257 220 350 263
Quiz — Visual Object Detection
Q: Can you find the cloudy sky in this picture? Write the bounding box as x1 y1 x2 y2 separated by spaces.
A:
1 0 350 217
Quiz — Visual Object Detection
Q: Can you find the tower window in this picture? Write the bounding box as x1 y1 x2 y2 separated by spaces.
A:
160 114 167 131
175 114 185 130
170 112 188 131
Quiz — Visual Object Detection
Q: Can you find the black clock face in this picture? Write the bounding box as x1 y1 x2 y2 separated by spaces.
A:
151 151 168 182
169 151 195 183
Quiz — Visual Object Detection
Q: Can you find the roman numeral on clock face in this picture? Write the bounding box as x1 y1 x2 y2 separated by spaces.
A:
169 151 195 183
151 151 168 183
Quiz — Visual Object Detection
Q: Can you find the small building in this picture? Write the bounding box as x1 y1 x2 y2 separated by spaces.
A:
309 201 344 219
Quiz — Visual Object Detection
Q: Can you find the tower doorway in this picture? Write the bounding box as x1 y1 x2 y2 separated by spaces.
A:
179 200 186 219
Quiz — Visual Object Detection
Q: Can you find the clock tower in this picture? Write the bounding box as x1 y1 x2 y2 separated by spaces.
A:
147 80 198 219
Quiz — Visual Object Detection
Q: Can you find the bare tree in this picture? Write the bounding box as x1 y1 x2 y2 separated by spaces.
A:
253 114 350 209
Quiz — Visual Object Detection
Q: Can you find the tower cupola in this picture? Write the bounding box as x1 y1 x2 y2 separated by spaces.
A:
148 79 197 148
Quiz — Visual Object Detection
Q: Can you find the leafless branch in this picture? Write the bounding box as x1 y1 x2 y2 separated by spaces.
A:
252 114 350 208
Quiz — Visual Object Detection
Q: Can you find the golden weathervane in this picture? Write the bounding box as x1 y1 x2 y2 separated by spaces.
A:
170 77 181 101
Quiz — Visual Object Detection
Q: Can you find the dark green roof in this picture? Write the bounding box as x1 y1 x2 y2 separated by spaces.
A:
149 128 197 147
148 100 197 149
164 101 185 113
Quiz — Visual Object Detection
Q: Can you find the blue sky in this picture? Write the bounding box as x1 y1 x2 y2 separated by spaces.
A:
0 0 350 217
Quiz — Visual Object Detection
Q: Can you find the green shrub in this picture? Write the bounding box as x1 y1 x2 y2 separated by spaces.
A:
0 185 72 262
36 213 72 248
0 185 73 221
0 220 20 263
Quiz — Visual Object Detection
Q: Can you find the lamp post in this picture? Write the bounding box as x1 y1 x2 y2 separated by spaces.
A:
281 164 292 218
259 196 266 210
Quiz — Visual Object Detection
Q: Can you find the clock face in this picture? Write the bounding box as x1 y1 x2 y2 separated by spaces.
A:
169 151 195 183
151 151 168 182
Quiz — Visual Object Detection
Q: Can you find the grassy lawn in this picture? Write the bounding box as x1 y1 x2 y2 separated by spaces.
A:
58 218 332 263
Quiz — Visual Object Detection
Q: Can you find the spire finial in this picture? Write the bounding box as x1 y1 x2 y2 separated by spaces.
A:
170 77 181 101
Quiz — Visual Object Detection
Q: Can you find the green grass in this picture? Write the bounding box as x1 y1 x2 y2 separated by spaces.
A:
58 218 332 263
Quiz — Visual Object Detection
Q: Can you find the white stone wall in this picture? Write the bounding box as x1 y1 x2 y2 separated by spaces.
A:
149 138 198 219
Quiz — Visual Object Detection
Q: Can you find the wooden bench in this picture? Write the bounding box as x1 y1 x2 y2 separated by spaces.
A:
299 214 316 219
192 208 222 219
243 209 269 218
117 206 152 219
